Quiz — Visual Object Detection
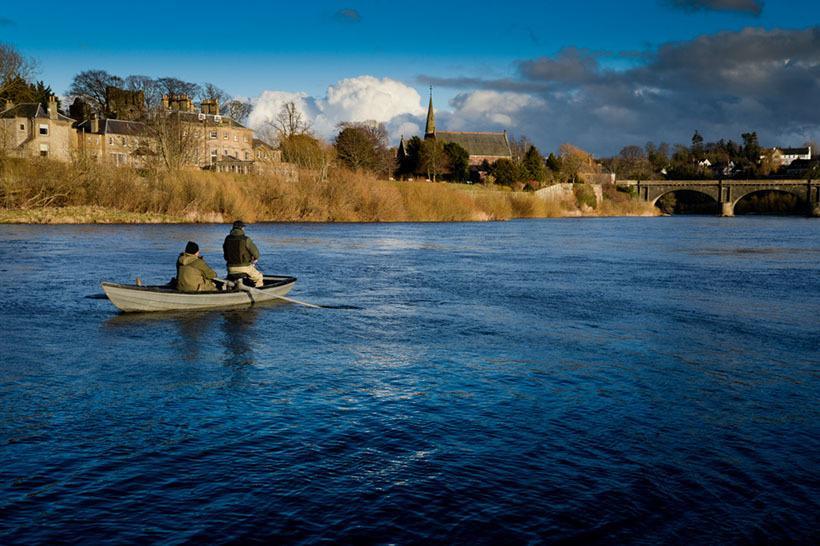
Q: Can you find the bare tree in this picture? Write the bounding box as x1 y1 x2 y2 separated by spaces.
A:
156 77 200 99
334 121 391 176
0 43 35 98
222 99 252 124
274 101 310 139
145 109 203 171
67 69 124 113
124 75 162 109
199 82 230 105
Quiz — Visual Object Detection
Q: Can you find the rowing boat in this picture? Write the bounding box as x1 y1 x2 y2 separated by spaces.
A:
101 276 297 313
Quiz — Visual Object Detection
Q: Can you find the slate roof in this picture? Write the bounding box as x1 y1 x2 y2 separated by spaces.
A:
435 131 511 158
172 110 247 129
253 138 275 149
778 146 810 155
76 118 147 136
0 103 74 122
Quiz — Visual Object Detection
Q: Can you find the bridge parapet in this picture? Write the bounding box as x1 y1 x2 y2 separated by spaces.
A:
635 179 818 216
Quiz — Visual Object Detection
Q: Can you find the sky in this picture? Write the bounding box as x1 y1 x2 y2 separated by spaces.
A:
1 0 819 155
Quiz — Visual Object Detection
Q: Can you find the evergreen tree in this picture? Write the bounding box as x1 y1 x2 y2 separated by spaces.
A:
522 145 547 183
545 152 561 172
491 158 517 185
443 142 470 182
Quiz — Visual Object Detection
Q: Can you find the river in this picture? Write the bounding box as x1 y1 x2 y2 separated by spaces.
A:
0 217 818 544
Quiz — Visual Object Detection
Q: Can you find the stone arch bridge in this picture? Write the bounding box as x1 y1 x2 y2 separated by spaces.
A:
635 179 820 216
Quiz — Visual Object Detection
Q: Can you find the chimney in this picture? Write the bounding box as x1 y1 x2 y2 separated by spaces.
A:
162 94 169 110
214 98 220 116
48 95 58 120
90 113 100 133
3 99 12 111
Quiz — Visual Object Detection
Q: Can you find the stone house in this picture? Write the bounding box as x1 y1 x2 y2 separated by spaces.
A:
164 94 254 170
0 96 75 160
75 115 154 167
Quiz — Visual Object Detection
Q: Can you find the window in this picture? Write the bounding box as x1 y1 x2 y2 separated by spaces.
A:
111 152 127 166
223 132 228 140
234 135 238 142
39 124 48 136
245 151 250 160
39 143 49 157
108 137 114 145
210 130 217 139
243 136 248 143
210 150 217 164
224 149 229 156
19 124 24 131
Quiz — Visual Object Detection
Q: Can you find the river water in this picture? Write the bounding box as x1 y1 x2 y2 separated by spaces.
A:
0 218 818 544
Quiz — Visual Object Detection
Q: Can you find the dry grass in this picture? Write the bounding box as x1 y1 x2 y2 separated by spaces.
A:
0 158 657 223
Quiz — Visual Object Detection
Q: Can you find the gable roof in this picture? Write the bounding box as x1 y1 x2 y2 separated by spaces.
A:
252 138 275 150
76 118 146 136
778 146 810 155
1 103 74 122
435 131 511 158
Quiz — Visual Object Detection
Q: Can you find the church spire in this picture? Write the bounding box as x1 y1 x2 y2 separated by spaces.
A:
424 85 436 138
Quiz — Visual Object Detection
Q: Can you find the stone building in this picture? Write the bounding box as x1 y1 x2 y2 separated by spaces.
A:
75 115 154 166
106 86 145 121
164 94 254 171
0 96 75 160
422 92 511 166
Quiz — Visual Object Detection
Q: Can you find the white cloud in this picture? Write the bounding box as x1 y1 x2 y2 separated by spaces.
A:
248 76 425 144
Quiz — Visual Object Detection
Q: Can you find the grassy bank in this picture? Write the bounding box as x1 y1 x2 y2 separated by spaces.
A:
0 158 656 223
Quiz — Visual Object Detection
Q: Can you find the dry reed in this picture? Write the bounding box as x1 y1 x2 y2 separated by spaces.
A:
0 158 657 223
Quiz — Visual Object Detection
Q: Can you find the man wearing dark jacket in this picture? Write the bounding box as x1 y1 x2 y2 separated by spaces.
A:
176 241 217 292
223 220 264 287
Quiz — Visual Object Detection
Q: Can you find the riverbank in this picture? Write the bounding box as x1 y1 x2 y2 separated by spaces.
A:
0 158 657 223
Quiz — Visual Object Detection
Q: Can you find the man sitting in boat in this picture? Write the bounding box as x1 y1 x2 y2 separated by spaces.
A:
176 241 217 292
223 220 264 287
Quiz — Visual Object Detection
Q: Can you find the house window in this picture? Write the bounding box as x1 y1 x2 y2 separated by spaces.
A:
224 149 229 156
210 130 217 139
108 137 114 145
39 124 48 136
234 135 238 142
111 152 127 166
39 143 49 157
210 150 217 164
243 136 248 143
19 124 24 131
223 132 228 140
244 151 250 160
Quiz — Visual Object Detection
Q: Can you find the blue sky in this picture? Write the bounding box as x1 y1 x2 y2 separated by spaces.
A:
2 0 819 154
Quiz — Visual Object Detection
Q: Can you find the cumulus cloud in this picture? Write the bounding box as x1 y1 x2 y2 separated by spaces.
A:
248 76 425 143
664 0 764 16
418 26 820 155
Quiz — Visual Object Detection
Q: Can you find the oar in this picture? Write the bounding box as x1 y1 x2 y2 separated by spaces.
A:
214 278 321 309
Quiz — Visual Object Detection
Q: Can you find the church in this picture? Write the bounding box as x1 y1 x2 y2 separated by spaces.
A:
421 91 512 166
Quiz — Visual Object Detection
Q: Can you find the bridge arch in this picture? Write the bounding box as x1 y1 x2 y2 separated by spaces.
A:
731 188 807 215
649 188 719 206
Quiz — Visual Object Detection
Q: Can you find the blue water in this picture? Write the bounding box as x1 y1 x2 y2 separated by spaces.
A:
0 218 818 544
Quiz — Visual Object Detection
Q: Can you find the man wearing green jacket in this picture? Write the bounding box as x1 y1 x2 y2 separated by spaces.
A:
223 220 264 287
176 241 217 292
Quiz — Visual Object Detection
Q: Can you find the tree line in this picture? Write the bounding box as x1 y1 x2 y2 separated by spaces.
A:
603 131 819 180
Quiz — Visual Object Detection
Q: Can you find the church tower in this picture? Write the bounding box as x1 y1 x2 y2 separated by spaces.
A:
424 86 436 139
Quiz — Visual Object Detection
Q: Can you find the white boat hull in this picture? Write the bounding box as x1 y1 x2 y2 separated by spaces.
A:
102 276 297 313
